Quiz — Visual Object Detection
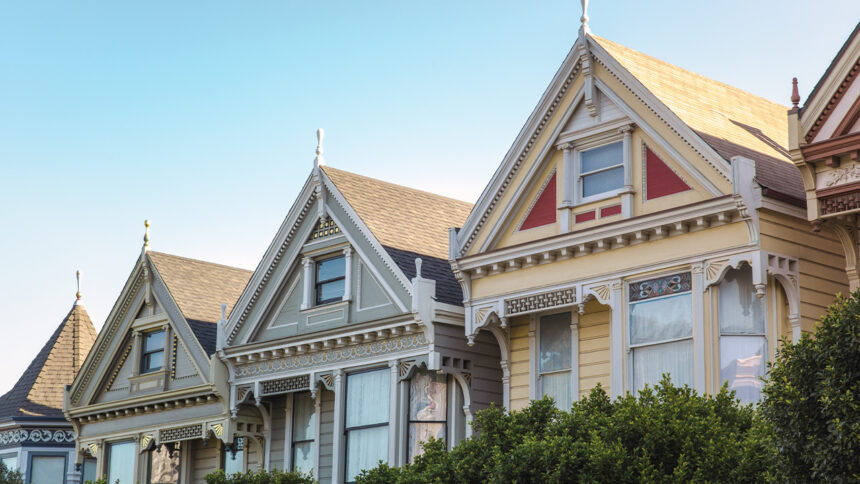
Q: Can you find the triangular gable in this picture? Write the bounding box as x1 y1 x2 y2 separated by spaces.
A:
645 146 692 200
519 172 557 230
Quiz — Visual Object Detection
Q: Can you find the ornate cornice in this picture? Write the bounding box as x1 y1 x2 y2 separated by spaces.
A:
69 393 218 424
0 428 75 449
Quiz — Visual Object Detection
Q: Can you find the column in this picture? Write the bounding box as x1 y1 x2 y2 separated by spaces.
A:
388 361 399 466
312 389 322 477
301 257 314 310
609 281 624 399
528 315 537 400
284 393 294 472
342 247 353 302
620 125 634 218
570 312 580 401
691 264 706 394
131 331 142 377
559 142 575 233
789 314 802 343
330 370 344 484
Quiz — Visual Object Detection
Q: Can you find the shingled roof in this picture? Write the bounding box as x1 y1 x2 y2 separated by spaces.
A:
148 252 252 354
322 166 473 305
0 301 96 419
592 35 805 205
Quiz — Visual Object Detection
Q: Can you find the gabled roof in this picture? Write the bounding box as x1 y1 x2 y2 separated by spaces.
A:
802 21 860 116
0 301 96 419
148 252 252 354
322 166 473 305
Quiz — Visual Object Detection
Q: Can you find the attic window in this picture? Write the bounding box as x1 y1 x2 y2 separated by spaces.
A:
579 141 624 199
141 330 165 373
315 255 346 305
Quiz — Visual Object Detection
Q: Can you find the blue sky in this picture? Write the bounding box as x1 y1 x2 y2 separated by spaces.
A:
1 1 858 394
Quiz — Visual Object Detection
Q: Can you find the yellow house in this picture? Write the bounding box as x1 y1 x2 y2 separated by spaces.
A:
449 18 849 410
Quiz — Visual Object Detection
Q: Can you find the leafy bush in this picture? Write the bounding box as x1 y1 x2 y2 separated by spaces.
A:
83 478 110 484
358 379 776 483
205 468 317 484
761 291 860 482
0 461 23 484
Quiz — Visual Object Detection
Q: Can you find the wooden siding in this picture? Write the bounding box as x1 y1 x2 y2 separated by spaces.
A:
318 389 335 482
190 439 219 484
759 209 848 332
270 396 286 470
579 300 611 397
508 316 530 410
434 323 503 411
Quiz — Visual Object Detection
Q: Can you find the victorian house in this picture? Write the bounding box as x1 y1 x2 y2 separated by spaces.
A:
218 145 502 483
0 273 96 484
788 22 860 290
63 234 253 484
448 18 849 411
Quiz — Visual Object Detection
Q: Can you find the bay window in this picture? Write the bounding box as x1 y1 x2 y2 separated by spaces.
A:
629 272 694 391
292 391 316 473
148 443 180 484
718 266 766 403
344 369 389 482
408 370 447 462
539 312 572 409
27 454 65 484
107 441 135 484
580 142 624 199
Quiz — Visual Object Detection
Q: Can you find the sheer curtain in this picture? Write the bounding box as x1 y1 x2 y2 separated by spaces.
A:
28 455 65 484
719 266 766 403
540 312 572 409
345 369 389 482
292 391 316 474
630 293 693 391
107 441 135 484
408 371 447 462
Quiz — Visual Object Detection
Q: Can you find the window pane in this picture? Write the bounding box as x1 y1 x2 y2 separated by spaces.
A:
630 294 692 345
719 267 765 334
408 423 445 462
82 458 97 483
224 440 243 476
28 455 65 484
317 256 345 282
345 426 388 482
581 142 623 173
293 392 316 442
345 369 389 428
540 313 571 372
720 335 766 404
582 166 624 197
409 371 447 421
317 279 345 304
108 442 136 484
1 456 17 471
149 444 180 484
144 351 164 372
144 331 165 352
292 442 314 475
632 339 693 391
541 372 572 409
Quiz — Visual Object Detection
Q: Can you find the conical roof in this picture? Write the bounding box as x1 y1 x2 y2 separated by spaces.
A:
0 300 97 418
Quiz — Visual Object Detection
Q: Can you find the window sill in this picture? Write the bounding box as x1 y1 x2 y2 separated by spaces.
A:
577 187 633 206
128 370 166 393
300 299 350 315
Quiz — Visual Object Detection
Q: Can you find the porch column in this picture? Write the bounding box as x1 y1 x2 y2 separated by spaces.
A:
609 281 624 398
284 393 294 472
528 315 538 400
570 311 580 401
330 369 345 484
692 263 706 394
388 360 399 466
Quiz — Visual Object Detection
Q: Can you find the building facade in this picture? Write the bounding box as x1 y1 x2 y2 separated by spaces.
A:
219 153 502 483
449 21 849 410
63 239 255 484
0 275 96 484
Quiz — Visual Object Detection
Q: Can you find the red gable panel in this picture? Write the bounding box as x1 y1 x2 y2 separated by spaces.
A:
520 173 557 230
646 147 691 200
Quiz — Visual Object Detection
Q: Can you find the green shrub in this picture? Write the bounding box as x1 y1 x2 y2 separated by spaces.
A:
760 291 860 482
0 461 23 484
358 379 776 483
204 468 317 484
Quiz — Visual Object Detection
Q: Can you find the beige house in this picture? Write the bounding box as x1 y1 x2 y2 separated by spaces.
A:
63 236 255 484
448 18 848 411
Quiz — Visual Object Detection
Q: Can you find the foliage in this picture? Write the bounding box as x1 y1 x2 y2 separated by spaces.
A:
205 468 317 484
0 461 23 484
760 291 860 482
358 379 776 483
83 478 110 484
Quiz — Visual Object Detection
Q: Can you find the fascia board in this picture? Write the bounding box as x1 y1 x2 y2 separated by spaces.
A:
226 173 316 340
801 33 860 135
586 36 731 183
67 384 218 416
455 40 584 255
458 195 738 269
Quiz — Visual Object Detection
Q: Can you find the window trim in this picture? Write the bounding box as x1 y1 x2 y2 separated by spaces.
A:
343 367 390 484
26 451 67 484
106 439 137 484
140 329 166 374
577 140 626 204
534 311 576 408
290 391 316 474
315 254 346 306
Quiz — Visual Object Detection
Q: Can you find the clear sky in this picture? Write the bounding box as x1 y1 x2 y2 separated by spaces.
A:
1 1 858 394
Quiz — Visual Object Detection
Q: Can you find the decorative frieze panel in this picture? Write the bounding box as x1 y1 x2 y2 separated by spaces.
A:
820 191 860 215
235 333 428 378
0 428 75 449
505 288 576 315
260 375 310 395
629 272 691 302
308 219 341 241
159 424 203 443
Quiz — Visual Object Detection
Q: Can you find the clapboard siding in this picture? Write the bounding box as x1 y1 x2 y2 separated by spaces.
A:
759 210 848 332
318 389 335 482
508 317 530 410
270 396 286 470
433 323 503 411
579 300 610 397
190 439 219 484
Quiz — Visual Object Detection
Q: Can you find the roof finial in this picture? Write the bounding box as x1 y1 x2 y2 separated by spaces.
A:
415 257 423 279
314 128 326 168
143 219 151 253
75 269 83 305
791 77 800 109
580 0 590 35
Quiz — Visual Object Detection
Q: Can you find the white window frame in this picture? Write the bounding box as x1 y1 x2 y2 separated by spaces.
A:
530 311 578 407
575 137 627 205
301 246 353 310
343 367 390 484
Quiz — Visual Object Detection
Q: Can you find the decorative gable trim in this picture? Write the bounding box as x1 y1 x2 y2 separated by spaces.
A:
805 59 860 142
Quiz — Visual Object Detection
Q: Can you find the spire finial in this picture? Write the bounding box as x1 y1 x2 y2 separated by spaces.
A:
580 0 590 34
415 257 423 279
75 269 83 305
314 128 326 168
143 219 151 253
791 77 800 109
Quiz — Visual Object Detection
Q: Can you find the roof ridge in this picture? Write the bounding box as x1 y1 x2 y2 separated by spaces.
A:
321 165 474 208
148 251 253 274
590 34 789 110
